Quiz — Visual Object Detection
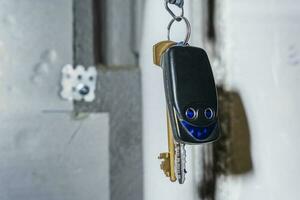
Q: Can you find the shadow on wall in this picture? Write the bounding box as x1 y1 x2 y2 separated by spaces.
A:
199 87 253 200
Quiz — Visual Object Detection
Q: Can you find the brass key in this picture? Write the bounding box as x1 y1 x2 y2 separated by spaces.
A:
153 40 176 66
158 111 177 182
154 40 178 182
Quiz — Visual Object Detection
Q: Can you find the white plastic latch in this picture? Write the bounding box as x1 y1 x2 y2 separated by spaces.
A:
60 64 97 102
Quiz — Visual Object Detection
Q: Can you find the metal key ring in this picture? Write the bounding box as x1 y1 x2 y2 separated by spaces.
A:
167 16 191 44
165 0 184 21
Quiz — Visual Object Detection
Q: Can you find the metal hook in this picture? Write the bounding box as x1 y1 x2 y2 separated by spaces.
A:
165 0 184 21
167 16 191 44
167 0 184 8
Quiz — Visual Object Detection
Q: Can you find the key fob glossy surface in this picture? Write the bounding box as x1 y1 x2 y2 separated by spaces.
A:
162 45 220 144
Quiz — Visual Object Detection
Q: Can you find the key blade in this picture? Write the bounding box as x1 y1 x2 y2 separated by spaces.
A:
167 111 177 182
158 152 177 182
157 111 177 183
175 143 187 184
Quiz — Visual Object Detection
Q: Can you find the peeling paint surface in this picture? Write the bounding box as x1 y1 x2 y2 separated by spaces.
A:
216 0 300 199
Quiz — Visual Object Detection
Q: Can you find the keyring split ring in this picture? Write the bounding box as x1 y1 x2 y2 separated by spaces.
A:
165 1 184 21
167 16 191 44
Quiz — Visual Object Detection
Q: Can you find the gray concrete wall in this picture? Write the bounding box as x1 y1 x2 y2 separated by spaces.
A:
73 1 143 200
0 1 110 200
102 0 140 66
0 0 144 199
74 67 143 200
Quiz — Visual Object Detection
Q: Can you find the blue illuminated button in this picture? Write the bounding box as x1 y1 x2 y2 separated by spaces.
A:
185 108 197 120
204 108 214 120
180 120 212 140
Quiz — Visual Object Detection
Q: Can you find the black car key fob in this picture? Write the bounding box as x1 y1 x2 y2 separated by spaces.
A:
161 45 220 144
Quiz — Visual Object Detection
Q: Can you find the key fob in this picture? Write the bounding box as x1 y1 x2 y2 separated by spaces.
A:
162 45 220 144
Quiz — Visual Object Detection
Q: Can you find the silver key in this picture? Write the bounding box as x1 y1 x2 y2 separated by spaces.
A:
175 142 187 184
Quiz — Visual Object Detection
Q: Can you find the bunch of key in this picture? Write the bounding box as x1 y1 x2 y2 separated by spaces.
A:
153 0 220 184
